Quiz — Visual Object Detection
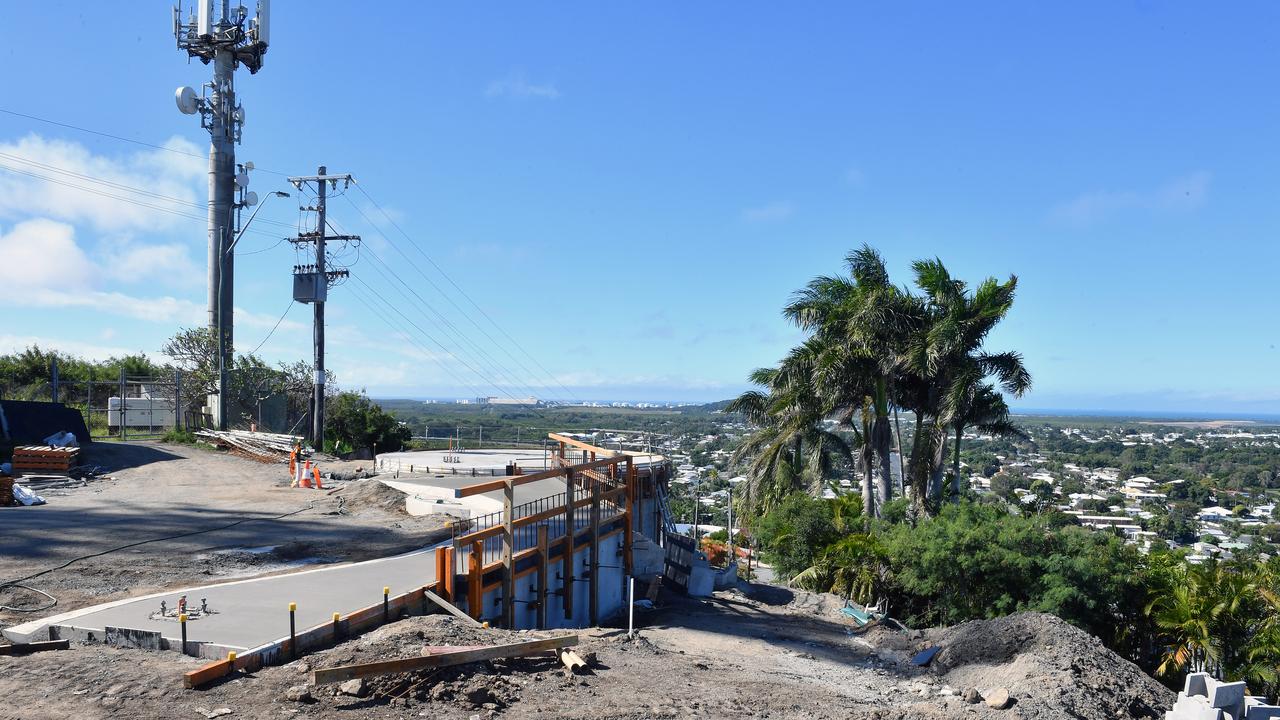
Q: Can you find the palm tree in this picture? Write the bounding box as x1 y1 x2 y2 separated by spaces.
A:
784 245 915 516
900 259 1030 513
1146 563 1221 676
726 344 854 514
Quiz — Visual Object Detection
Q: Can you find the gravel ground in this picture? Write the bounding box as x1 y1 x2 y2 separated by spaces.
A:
0 441 450 631
0 587 1174 720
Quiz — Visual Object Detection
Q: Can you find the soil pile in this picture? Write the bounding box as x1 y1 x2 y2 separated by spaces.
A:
335 479 408 515
856 611 1172 719
248 615 583 716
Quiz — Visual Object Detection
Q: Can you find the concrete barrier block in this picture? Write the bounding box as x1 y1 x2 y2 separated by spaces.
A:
1206 678 1247 710
1244 699 1280 720
1170 694 1224 720
1185 673 1210 698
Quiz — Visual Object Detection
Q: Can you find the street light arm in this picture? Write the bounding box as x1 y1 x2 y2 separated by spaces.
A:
226 190 290 256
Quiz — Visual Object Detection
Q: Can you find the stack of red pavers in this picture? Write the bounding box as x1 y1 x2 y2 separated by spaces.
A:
0 473 13 506
11 446 80 474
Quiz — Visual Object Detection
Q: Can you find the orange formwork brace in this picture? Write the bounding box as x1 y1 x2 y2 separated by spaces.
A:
468 540 483 620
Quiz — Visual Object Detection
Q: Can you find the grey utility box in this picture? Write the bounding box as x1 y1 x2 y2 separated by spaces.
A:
292 271 328 304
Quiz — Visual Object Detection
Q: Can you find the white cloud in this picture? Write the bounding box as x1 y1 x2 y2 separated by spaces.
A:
11 287 204 324
0 218 95 289
0 133 204 233
485 71 561 100
0 333 142 361
236 305 306 333
1051 171 1211 225
100 239 201 288
742 201 794 223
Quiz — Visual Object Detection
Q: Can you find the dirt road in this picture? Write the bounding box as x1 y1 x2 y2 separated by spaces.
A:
0 441 450 630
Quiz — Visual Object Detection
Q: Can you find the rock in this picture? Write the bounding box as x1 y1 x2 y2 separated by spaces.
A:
986 687 1012 709
339 678 367 698
284 685 313 703
464 686 498 707
963 687 982 704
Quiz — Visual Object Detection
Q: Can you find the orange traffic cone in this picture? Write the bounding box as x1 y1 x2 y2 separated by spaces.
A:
312 466 324 490
300 460 314 489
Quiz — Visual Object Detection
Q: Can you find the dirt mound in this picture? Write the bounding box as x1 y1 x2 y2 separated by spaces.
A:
335 479 408 514
261 615 573 713
913 612 1171 719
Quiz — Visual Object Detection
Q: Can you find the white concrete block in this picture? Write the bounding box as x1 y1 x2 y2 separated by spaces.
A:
1207 678 1247 713
1185 673 1210 698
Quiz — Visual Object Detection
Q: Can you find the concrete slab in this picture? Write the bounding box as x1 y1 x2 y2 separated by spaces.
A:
4 542 444 651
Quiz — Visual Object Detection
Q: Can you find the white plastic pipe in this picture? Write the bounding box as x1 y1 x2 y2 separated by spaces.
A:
627 576 635 638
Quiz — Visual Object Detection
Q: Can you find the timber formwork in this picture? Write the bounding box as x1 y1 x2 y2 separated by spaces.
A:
446 434 668 629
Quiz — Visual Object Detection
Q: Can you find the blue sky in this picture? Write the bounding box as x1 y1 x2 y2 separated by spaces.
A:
1 3 1278 412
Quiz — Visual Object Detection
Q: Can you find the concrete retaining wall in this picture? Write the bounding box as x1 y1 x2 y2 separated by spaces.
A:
467 533 626 629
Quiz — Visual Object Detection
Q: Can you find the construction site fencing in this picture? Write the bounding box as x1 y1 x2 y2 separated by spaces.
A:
1 370 187 441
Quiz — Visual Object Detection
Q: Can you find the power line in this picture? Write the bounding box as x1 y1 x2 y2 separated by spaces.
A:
0 150 297 231
345 227 554 405
321 212 551 404
0 160 279 240
348 185 582 403
0 106 289 176
247 300 295 355
344 279 508 404
345 273 551 415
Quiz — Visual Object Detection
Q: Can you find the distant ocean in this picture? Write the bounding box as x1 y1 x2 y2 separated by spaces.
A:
1011 407 1280 423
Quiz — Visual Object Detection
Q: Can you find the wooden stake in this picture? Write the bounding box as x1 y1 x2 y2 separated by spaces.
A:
423 588 482 628
443 546 456 602
502 480 515 628
468 540 483 621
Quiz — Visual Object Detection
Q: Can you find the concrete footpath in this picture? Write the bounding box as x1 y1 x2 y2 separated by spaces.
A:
4 542 443 652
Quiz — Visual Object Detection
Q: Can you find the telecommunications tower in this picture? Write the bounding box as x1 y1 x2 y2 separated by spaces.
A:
172 0 271 429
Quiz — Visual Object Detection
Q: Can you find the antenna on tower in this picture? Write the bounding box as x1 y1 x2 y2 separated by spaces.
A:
171 0 273 431
174 1 270 73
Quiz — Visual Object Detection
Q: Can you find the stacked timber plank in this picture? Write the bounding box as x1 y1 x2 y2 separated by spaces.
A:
12 446 81 473
194 430 308 463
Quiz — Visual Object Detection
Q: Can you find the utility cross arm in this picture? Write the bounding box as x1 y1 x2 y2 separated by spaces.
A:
287 173 355 183
289 234 361 243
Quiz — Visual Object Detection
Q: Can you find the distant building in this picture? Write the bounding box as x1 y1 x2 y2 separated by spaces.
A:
474 396 542 407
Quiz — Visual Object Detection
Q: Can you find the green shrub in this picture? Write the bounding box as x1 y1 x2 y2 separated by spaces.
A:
162 427 197 444
753 492 837 582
